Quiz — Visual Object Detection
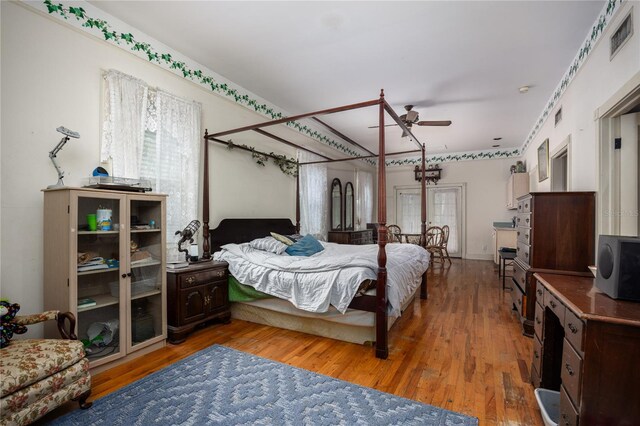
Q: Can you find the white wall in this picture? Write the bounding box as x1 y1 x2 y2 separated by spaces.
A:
522 3 640 192
386 158 517 260
0 3 298 320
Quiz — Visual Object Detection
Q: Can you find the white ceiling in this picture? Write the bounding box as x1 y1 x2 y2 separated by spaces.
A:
89 1 604 157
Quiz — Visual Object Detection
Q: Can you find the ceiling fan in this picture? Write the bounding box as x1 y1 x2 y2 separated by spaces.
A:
369 105 452 137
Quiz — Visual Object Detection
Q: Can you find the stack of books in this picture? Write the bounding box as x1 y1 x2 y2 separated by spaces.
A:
78 298 97 308
166 260 189 270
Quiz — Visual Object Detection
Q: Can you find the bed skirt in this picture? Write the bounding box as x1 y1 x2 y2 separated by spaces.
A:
230 288 418 345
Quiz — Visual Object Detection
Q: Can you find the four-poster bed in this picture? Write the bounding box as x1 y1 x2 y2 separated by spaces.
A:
201 90 429 359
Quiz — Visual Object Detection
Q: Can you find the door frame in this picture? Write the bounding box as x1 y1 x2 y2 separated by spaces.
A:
394 182 466 259
596 71 640 236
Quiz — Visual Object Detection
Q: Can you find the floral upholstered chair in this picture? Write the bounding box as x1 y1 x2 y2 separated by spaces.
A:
0 310 92 425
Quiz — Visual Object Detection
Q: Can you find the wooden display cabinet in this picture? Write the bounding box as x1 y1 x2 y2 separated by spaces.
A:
43 187 167 371
166 261 230 343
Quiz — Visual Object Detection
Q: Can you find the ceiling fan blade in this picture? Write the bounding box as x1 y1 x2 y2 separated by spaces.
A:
367 124 399 129
416 120 452 126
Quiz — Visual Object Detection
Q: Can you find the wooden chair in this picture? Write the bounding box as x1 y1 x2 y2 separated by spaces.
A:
386 225 403 243
440 225 452 265
425 226 445 264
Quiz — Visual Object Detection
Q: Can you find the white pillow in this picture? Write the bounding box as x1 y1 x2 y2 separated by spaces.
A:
249 236 288 255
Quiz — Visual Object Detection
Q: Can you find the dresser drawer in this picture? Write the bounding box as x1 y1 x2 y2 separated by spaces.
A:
512 281 524 317
562 338 583 408
534 301 544 339
560 386 579 426
564 309 585 354
179 267 227 289
545 291 565 324
532 334 543 374
513 262 526 290
535 280 545 301
516 213 531 228
517 228 530 245
517 197 532 213
517 241 531 265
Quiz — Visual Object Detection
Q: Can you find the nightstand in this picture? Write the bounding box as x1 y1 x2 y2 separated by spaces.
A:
166 260 230 343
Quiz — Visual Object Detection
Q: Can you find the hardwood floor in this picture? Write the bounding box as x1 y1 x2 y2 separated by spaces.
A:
48 259 543 425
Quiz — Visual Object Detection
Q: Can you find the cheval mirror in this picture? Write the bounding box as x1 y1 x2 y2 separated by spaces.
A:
344 182 354 231
330 178 343 231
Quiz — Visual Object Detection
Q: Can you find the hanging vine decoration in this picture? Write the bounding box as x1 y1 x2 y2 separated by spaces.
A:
225 139 298 177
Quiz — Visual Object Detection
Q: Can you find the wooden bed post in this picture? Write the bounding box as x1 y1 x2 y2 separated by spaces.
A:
295 162 301 233
202 129 211 260
376 89 388 360
420 143 428 300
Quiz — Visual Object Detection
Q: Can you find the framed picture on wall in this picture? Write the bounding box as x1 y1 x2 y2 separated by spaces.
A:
537 139 550 182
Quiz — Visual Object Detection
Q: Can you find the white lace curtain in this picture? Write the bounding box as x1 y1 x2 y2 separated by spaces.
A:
356 170 373 229
102 70 202 258
431 188 459 253
298 150 328 240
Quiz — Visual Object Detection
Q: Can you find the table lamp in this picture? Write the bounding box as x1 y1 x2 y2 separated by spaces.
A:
48 126 80 189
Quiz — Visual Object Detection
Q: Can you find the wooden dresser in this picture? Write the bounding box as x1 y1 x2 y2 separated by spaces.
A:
512 192 595 336
328 229 373 245
166 261 230 343
532 273 640 425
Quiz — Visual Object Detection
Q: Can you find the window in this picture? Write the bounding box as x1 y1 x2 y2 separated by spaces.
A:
102 70 202 257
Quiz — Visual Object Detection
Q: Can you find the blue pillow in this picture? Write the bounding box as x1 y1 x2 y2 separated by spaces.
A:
285 234 324 256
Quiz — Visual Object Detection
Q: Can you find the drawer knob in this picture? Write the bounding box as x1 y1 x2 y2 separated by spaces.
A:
216 271 225 277
536 316 541 325
534 350 539 359
550 300 557 308
186 276 195 285
526 218 530 224
565 362 574 376
517 231 520 236
562 413 569 426
568 323 578 334
525 203 529 209
537 289 542 297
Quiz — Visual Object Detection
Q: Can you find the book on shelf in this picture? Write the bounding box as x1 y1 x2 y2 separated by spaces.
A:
166 260 189 270
77 298 97 308
77 263 109 272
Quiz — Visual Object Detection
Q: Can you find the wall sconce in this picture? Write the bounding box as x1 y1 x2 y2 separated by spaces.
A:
414 164 442 185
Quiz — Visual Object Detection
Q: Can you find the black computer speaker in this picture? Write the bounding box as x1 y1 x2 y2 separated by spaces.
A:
595 235 640 301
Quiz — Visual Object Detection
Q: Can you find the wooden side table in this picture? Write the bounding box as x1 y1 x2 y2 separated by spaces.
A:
166 260 230 343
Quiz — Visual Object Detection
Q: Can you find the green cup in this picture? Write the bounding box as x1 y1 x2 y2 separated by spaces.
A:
87 214 97 231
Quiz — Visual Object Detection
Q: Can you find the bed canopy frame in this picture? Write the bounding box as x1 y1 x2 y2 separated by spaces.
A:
201 90 428 359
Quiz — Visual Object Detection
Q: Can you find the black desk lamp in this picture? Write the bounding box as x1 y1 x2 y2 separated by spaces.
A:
48 126 80 189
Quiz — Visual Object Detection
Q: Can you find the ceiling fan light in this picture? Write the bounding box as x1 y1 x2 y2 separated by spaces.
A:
401 129 408 138
405 110 419 123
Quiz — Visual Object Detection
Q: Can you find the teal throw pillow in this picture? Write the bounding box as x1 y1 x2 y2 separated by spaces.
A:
285 234 325 257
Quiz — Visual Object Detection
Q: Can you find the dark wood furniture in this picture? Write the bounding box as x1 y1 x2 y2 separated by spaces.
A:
512 192 595 336
166 261 230 343
533 273 640 425
328 229 373 245
202 91 431 358
330 178 343 231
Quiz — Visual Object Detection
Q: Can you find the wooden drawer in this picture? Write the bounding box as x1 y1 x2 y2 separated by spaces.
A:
545 290 565 324
560 386 579 426
532 334 543 374
516 213 531 228
562 338 583 409
534 301 544 339
564 309 585 354
179 267 227 289
512 281 524 317
517 241 531 265
535 280 545 301
517 227 530 245
513 262 526 290
517 197 532 213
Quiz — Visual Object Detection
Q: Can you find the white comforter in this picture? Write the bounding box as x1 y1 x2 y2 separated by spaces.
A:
214 241 429 316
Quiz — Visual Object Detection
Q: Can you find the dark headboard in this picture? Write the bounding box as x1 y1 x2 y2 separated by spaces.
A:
209 218 296 254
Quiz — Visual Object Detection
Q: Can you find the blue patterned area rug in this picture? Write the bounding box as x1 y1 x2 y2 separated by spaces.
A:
53 345 478 425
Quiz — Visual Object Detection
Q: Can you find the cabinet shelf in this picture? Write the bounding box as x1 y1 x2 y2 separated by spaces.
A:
78 230 119 235
131 259 162 269
131 229 161 234
131 289 162 301
77 294 119 312
77 267 119 276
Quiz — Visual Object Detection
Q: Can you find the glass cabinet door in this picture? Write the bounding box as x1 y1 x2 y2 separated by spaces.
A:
75 193 125 364
128 197 165 349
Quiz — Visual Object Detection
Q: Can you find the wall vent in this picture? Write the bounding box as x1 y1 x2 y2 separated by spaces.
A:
610 10 633 60
555 107 563 127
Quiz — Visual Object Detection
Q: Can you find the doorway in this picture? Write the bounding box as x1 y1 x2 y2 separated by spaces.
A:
396 184 466 258
551 135 571 192
597 74 640 237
